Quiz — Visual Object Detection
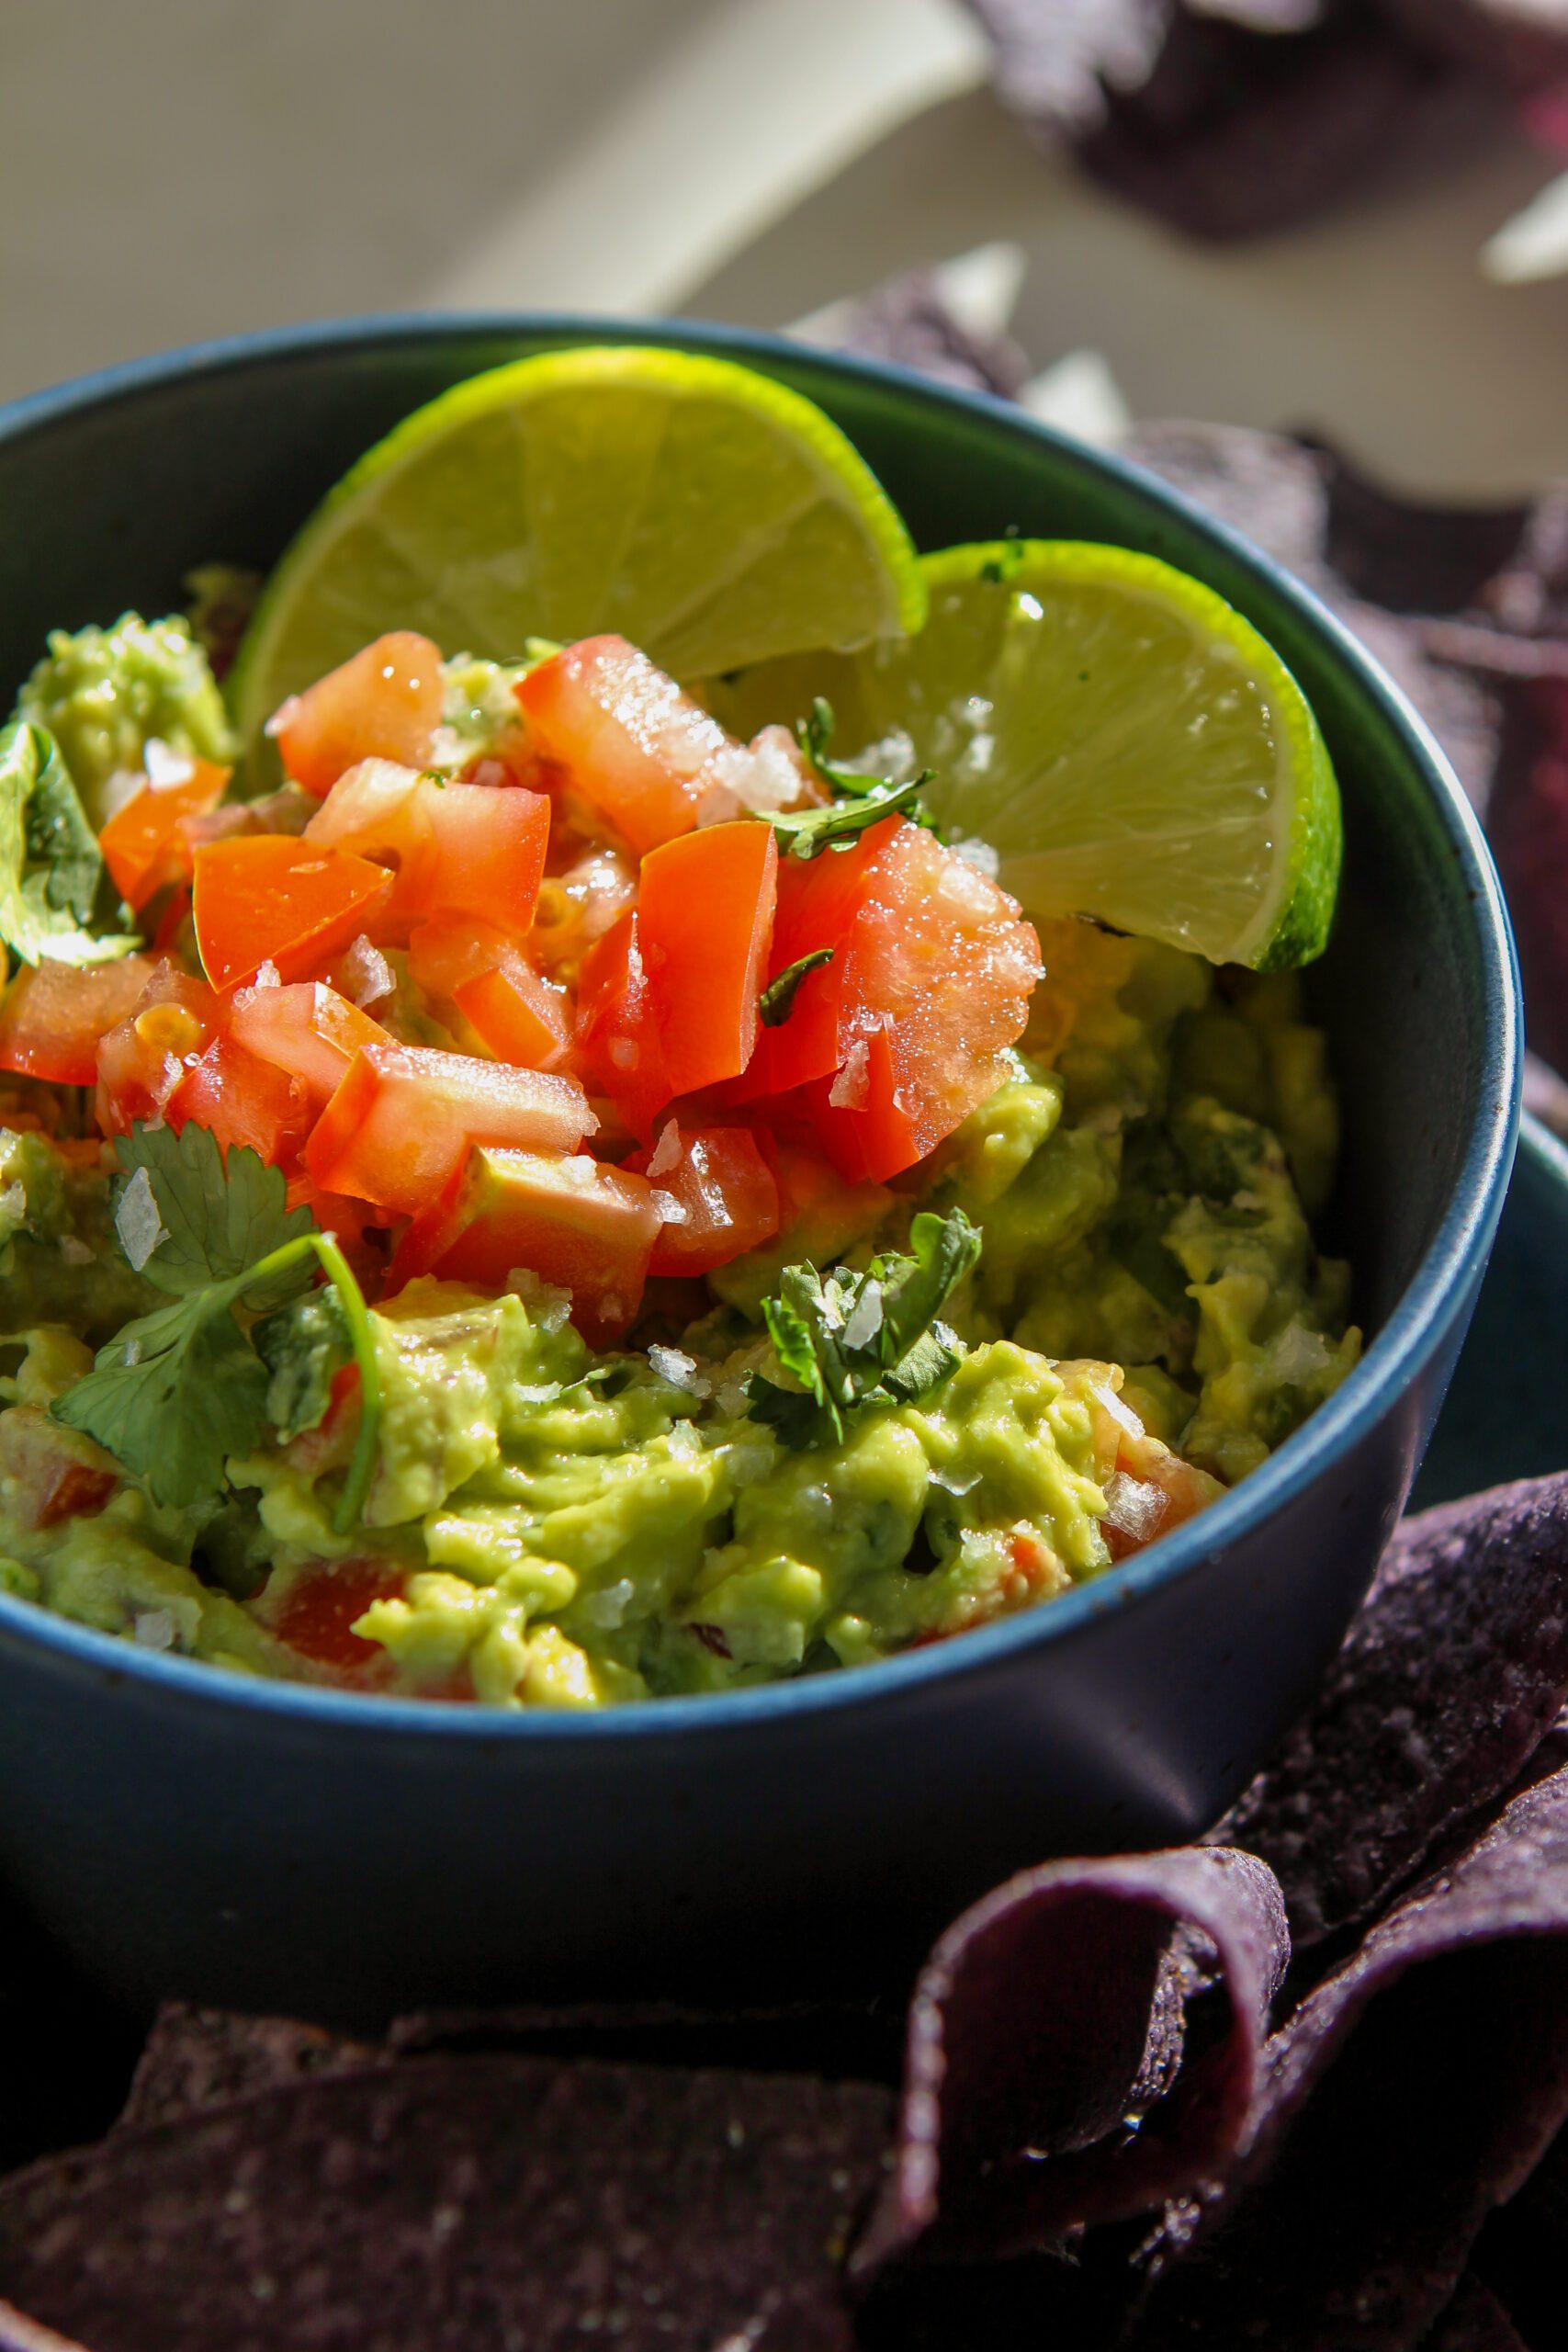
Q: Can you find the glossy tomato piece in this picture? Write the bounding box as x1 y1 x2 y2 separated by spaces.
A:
228 979 392 1105
402 781 549 939
304 1043 595 1214
94 965 221 1135
632 1122 780 1276
165 1033 311 1166
752 820 1043 1182
516 636 744 855
0 954 156 1086
392 1144 662 1344
637 821 777 1103
269 1558 403 1681
269 632 444 797
407 919 570 1069
572 910 670 1137
192 837 394 992
97 752 231 911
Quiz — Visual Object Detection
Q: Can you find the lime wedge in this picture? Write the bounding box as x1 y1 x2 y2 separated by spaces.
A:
708 541 1341 970
231 345 925 766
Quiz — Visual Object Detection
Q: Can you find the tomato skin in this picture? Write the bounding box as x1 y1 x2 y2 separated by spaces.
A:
192 838 395 992
270 632 444 797
94 965 221 1135
98 754 231 910
0 954 156 1086
630 1123 780 1275
407 919 570 1069
229 980 391 1105
516 636 742 854
735 820 900 1102
391 1143 662 1344
400 782 549 939
165 1033 311 1167
304 1043 596 1215
637 822 777 1103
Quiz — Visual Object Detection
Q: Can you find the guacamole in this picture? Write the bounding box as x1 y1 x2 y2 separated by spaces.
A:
0 609 1360 1706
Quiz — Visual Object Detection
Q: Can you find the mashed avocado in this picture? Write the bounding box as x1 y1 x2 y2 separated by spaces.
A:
16 614 233 830
0 914 1358 1704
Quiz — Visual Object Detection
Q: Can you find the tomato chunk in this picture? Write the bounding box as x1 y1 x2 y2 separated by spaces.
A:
751 820 1043 1182
516 636 745 854
637 821 777 1104
392 1145 661 1344
228 980 391 1105
270 1559 403 1679
0 1409 118 1531
631 1123 780 1275
192 838 394 991
165 1034 310 1166
94 965 220 1135
270 632 444 797
97 752 231 910
0 955 156 1086
572 910 671 1136
408 920 570 1069
305 768 550 943
304 1043 595 1214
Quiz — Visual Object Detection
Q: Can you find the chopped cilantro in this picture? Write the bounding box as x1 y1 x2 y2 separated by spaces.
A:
758 948 834 1028
744 1207 982 1450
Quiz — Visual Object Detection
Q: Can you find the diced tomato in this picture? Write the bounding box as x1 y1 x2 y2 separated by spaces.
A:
305 768 550 944
269 632 444 797
629 1123 780 1275
516 636 746 854
152 888 195 958
637 822 777 1103
0 1408 117 1531
98 752 231 910
751 820 1043 1182
269 1559 403 1679
94 965 222 1135
229 980 391 1105
192 838 394 992
407 919 570 1069
572 910 670 1136
0 954 156 1085
391 1144 662 1343
400 781 549 938
165 1033 310 1167
529 843 637 980
304 1043 595 1214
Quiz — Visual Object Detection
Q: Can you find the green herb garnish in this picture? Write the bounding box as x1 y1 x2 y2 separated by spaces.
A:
0 721 141 966
761 697 936 862
51 1124 381 1529
744 1206 983 1451
758 948 834 1028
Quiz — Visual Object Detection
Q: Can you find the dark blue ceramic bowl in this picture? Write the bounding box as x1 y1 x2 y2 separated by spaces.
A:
0 319 1519 2023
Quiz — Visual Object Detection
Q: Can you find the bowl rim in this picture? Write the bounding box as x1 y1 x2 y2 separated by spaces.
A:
0 309 1523 1740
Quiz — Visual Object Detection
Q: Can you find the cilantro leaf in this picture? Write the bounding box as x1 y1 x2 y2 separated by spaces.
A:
758 948 834 1028
51 1288 273 1510
744 1207 982 1451
51 1122 382 1529
255 1287 351 1441
0 720 141 966
115 1123 314 1305
762 697 938 862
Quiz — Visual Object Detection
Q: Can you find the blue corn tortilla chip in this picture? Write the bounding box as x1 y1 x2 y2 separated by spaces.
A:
0 2054 892 2352
816 266 1030 401
118 2004 379 2133
1419 2272 1529 2351
1218 1473 1568 1947
852 1846 1287 2274
1134 1766 1568 2348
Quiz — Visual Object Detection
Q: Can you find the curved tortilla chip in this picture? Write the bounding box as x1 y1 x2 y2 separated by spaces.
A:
1137 1769 1568 2348
1220 1474 1568 1946
852 1846 1286 2273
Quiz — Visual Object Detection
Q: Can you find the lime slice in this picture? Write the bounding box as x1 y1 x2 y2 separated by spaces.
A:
230 346 925 766
708 541 1341 970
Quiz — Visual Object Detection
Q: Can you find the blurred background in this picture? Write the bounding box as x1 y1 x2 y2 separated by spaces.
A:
9 0 1568 1100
